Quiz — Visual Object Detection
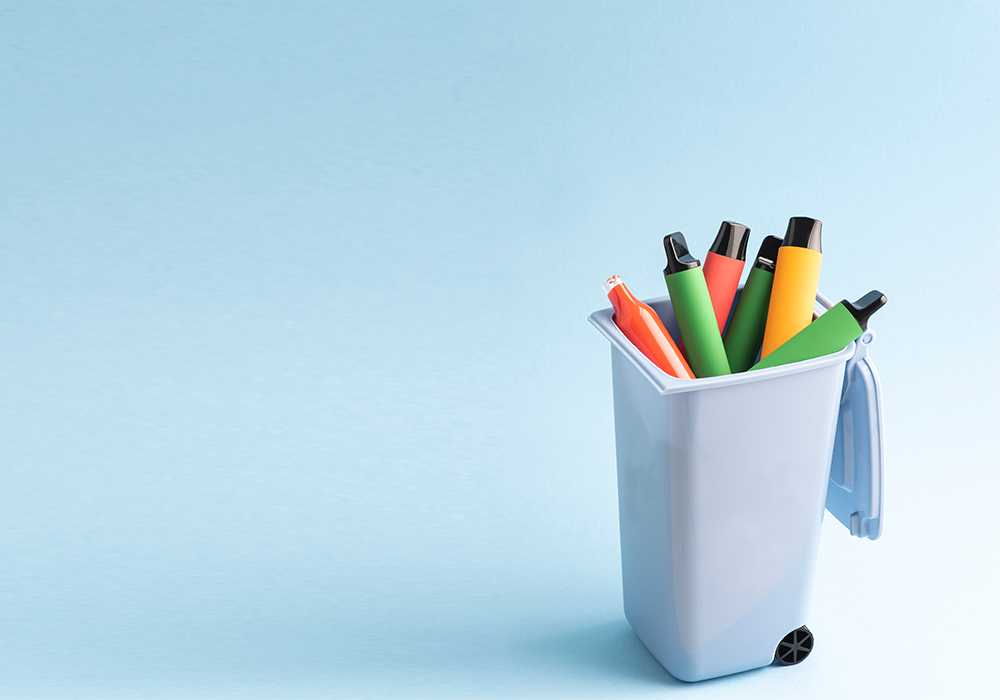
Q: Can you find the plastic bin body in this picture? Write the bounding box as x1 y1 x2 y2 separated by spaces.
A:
590 291 883 682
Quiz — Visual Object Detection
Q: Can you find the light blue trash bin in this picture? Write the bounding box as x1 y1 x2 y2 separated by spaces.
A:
589 290 884 682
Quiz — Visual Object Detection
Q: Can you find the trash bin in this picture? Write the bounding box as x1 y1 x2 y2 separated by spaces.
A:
588 289 884 682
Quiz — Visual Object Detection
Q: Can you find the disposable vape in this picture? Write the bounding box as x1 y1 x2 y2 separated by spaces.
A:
604 275 694 380
662 233 731 378
751 291 886 371
761 217 823 359
723 235 782 372
702 221 750 333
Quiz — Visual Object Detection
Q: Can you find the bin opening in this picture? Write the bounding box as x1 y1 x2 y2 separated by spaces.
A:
590 289 884 543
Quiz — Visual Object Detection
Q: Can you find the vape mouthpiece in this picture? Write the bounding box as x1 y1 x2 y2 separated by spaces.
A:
843 290 887 329
663 233 701 275
709 221 751 260
782 217 823 253
752 235 783 273
603 274 623 294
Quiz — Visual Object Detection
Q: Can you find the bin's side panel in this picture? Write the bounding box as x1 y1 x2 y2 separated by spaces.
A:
665 362 845 680
668 365 843 679
610 341 848 682
610 347 688 678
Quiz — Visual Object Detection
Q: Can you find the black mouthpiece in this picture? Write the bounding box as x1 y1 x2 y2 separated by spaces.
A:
782 217 823 253
709 221 751 260
843 290 887 329
752 235 783 273
663 232 701 275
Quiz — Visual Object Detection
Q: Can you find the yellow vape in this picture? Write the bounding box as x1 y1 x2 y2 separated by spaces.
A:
761 217 823 359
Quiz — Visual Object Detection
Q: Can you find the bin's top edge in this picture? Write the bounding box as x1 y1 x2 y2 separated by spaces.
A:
588 292 858 396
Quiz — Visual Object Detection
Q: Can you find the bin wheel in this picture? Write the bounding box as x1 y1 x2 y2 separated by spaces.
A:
774 625 813 666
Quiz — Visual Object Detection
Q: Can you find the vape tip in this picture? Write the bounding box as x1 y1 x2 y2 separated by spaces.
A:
709 221 751 260
753 235 783 272
843 290 887 329
663 233 701 275
782 217 823 253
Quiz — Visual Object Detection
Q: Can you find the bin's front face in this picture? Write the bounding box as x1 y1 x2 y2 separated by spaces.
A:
609 298 849 682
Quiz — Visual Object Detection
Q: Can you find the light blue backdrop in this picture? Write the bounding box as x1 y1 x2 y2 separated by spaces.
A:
1 1 997 698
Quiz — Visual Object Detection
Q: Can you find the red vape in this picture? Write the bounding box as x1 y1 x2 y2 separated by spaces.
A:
702 221 751 333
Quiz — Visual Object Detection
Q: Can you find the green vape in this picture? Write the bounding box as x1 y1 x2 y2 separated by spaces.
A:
722 235 782 372
662 233 731 378
750 290 887 371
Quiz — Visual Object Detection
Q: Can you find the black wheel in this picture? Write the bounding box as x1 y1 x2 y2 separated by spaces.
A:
774 625 814 666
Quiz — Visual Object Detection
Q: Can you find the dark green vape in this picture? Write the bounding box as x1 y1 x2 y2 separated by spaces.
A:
722 235 782 373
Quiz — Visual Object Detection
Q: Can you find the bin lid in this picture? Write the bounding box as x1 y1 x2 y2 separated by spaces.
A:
824 318 885 541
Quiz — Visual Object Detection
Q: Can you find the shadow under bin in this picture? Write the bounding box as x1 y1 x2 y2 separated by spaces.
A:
588 290 884 682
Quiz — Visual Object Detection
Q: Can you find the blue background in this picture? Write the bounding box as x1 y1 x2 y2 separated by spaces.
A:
1 1 997 698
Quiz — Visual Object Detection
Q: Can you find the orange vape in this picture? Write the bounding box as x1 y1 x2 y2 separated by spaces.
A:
604 275 694 380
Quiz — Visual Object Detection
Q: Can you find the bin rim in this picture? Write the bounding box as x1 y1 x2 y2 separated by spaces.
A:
588 291 857 396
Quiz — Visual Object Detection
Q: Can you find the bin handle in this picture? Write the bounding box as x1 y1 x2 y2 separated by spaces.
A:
815 291 835 312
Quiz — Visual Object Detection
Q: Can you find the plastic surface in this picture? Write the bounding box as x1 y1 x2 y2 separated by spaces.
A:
762 245 823 358
588 291 885 681
723 266 774 373
604 275 694 380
